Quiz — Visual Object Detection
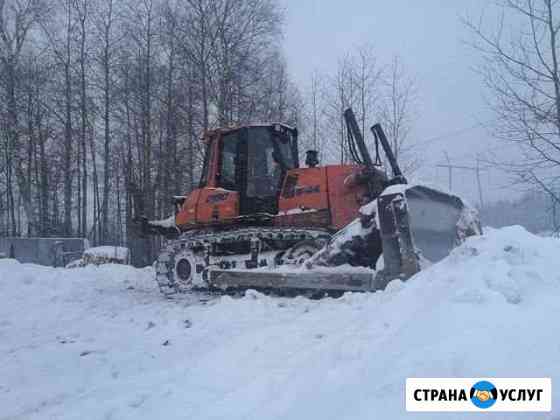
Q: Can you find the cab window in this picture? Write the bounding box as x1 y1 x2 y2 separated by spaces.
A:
219 131 239 190
198 143 212 188
247 127 281 197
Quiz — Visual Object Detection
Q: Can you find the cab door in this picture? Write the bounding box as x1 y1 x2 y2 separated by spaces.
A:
195 130 241 224
240 127 284 215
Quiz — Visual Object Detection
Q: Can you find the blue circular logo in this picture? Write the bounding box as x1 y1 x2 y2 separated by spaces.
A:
470 381 498 409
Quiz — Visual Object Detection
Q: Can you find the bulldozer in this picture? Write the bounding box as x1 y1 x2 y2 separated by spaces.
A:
138 108 481 296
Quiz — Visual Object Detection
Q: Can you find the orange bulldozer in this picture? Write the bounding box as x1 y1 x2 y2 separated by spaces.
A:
137 108 481 296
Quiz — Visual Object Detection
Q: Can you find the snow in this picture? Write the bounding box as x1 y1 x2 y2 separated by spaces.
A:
1 225 560 419
379 182 409 196
147 215 177 229
83 246 130 260
67 246 130 268
276 207 318 216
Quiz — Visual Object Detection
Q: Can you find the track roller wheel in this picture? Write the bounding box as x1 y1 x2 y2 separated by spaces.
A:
283 238 328 266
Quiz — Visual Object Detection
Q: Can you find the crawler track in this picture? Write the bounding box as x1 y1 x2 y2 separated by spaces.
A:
155 227 331 296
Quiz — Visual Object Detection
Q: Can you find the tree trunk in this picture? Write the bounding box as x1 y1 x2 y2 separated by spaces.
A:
80 12 88 239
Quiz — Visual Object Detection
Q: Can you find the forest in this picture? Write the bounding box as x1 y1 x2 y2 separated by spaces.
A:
0 0 417 264
3 0 559 267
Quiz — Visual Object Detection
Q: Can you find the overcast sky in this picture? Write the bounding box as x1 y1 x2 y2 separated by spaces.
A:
280 0 514 205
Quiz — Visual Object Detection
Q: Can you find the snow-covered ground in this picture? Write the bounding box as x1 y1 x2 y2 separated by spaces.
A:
1 226 559 419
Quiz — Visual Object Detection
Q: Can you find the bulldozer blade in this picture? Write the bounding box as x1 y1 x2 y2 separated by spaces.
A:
405 186 467 260
207 185 479 295
378 185 476 279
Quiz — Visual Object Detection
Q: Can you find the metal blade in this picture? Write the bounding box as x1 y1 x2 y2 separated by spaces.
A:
403 185 465 263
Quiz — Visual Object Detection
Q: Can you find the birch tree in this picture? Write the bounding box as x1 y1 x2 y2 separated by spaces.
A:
466 0 560 206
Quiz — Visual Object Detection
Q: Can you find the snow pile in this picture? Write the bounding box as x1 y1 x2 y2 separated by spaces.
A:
67 246 130 267
1 226 560 419
83 246 130 261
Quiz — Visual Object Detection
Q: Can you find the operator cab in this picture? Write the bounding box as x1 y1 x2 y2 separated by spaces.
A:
200 123 299 216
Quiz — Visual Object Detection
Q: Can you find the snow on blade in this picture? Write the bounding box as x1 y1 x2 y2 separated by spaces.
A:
1 225 559 419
